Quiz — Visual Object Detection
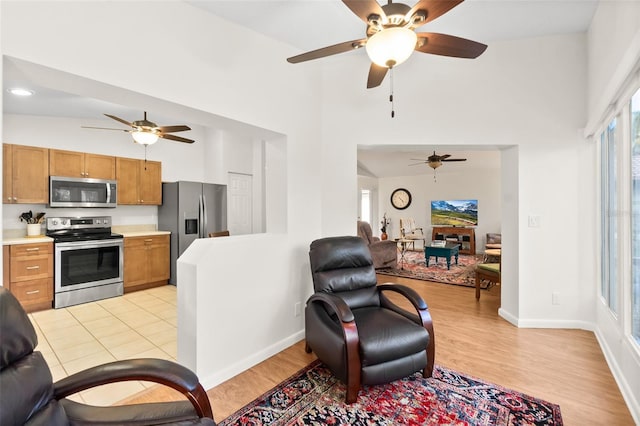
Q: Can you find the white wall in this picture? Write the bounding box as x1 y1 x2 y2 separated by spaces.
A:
588 1 640 422
1 0 322 389
374 164 502 252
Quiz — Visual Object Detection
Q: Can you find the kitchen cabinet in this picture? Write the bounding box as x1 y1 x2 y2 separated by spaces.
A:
4 242 54 312
123 234 170 292
49 149 116 179
116 157 162 205
3 144 49 204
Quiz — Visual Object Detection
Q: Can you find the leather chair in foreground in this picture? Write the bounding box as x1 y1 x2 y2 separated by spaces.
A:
305 236 435 403
0 287 216 426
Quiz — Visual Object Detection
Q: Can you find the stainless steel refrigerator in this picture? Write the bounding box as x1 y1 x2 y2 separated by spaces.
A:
158 181 227 285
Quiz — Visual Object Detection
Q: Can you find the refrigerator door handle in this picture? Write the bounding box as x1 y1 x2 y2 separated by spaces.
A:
198 194 204 238
202 194 208 237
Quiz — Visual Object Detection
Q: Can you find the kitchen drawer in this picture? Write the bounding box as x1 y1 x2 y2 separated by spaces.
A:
10 255 52 282
11 278 53 306
10 242 52 257
125 235 168 247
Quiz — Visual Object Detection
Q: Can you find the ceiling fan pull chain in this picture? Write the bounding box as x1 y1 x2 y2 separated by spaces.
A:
144 146 148 170
390 67 395 118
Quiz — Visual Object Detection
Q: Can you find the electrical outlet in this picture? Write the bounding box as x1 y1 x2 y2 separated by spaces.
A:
294 302 302 317
552 292 560 305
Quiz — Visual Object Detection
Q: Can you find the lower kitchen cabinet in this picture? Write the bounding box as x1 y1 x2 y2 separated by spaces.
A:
123 235 170 293
3 242 54 312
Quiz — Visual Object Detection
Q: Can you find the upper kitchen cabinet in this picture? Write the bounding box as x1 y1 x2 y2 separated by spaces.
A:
50 149 116 180
3 144 49 204
116 157 162 205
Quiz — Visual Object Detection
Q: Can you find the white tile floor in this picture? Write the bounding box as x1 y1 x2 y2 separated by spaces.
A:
28 285 177 406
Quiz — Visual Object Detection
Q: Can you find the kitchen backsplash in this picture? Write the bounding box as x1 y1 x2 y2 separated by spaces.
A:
2 204 158 234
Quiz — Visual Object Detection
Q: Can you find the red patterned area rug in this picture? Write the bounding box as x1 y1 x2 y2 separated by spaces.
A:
377 251 486 288
219 360 563 426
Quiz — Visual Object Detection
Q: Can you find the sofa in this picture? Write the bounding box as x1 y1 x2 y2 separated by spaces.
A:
357 220 398 269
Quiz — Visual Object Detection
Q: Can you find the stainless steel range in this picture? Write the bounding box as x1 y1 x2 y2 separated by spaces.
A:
46 216 123 309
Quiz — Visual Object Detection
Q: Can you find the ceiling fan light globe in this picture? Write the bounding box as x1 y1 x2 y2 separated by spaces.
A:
366 27 417 68
428 160 442 170
132 130 159 145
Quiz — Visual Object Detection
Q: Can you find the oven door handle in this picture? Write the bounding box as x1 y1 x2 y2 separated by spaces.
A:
56 239 123 250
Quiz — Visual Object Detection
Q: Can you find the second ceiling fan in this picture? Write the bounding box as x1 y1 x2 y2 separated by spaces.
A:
287 0 487 88
410 151 467 169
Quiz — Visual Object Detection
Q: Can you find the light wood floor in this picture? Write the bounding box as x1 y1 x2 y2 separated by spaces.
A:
123 276 635 425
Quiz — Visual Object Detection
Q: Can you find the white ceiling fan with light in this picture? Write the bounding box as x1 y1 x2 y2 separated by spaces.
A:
287 0 487 116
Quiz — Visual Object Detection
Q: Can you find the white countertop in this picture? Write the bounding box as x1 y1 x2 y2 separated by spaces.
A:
3 236 53 245
118 230 171 237
3 226 170 245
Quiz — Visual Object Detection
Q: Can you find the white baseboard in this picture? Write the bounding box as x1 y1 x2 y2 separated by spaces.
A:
515 318 594 330
199 330 305 391
594 328 640 425
498 308 518 326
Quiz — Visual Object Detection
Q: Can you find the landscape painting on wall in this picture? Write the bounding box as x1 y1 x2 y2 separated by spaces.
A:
431 199 478 226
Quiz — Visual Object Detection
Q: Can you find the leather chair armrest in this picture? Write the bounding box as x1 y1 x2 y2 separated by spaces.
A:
54 358 213 419
307 293 354 323
378 284 427 311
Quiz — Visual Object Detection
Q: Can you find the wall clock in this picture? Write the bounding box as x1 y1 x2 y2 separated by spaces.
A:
391 188 412 210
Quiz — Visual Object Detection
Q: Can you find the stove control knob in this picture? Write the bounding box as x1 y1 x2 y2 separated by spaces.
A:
52 220 58 226
61 219 68 225
95 219 102 224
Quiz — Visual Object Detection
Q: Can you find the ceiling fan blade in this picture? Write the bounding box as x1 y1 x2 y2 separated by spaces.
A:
367 63 388 88
408 0 464 27
287 39 366 63
160 133 195 144
408 162 427 166
416 33 487 58
442 158 467 162
342 0 386 24
81 126 130 132
104 114 133 127
439 154 451 160
158 125 191 133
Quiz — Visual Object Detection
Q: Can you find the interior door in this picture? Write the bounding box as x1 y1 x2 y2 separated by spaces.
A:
227 173 252 235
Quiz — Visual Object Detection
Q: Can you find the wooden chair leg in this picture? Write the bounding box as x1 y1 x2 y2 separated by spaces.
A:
345 382 359 404
475 272 481 300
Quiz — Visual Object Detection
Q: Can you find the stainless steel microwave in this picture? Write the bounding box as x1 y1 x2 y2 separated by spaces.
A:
49 176 117 208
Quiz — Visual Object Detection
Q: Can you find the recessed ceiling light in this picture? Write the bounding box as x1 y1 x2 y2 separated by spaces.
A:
7 88 35 97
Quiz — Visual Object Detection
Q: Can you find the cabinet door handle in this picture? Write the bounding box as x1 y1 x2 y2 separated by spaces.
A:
144 239 153 242
26 265 40 270
26 248 40 251
26 290 40 295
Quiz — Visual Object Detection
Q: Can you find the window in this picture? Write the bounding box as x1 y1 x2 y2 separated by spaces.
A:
360 189 371 224
601 117 619 314
631 89 640 342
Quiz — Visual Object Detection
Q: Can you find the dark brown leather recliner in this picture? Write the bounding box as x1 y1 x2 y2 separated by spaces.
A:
0 287 216 426
305 236 435 403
